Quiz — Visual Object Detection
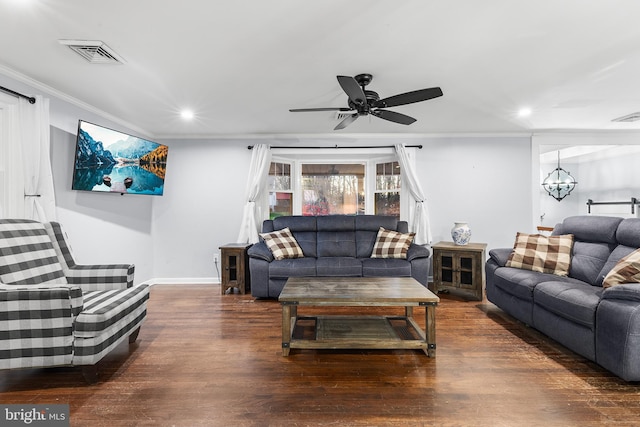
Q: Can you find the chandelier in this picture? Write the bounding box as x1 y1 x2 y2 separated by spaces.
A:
542 151 577 201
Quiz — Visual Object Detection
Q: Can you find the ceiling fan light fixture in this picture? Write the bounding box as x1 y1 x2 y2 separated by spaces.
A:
290 73 443 130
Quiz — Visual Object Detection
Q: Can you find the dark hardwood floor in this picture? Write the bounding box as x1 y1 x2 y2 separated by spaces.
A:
2 284 640 426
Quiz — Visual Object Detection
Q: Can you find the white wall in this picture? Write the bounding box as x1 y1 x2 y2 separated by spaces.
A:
51 127 156 283
419 136 533 249
150 139 253 281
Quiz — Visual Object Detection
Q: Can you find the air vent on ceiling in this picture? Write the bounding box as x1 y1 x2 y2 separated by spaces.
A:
612 112 640 123
336 112 355 120
58 39 125 64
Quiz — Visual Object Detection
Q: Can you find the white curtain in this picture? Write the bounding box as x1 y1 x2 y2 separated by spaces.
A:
395 144 431 245
237 144 272 243
0 94 56 220
0 93 21 218
19 96 56 221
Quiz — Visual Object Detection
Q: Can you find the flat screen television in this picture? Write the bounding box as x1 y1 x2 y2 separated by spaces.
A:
71 120 168 195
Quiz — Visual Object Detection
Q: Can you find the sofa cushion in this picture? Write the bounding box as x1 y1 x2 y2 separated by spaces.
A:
615 218 640 248
569 241 615 285
0 219 68 285
506 232 574 276
75 285 149 337
270 216 318 257
493 267 581 301
317 257 362 276
269 258 316 278
362 258 412 278
533 281 602 328
371 227 415 259
603 248 640 288
259 227 304 260
553 215 622 244
317 216 356 257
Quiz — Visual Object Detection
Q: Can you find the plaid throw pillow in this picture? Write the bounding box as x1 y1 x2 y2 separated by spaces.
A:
259 227 304 260
602 248 640 288
505 232 574 276
371 227 415 259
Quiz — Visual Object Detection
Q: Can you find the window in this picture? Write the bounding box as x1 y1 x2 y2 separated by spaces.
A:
375 161 401 218
301 164 365 215
267 152 405 219
268 162 292 219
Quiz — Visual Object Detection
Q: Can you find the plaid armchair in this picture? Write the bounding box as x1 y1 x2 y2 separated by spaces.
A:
0 219 149 382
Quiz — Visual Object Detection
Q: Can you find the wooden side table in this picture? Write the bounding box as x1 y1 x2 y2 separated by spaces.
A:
432 241 487 301
219 243 252 295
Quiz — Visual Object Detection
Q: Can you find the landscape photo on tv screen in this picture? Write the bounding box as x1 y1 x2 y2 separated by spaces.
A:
71 120 168 195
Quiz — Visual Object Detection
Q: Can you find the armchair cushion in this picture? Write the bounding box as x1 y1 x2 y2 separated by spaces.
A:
0 220 67 285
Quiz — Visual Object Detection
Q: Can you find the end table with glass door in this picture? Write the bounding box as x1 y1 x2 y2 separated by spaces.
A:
432 241 487 301
219 243 251 295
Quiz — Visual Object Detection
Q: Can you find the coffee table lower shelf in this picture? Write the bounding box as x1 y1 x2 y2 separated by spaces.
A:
283 315 430 354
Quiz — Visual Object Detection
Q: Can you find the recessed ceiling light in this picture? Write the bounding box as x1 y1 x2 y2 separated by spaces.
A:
518 108 532 117
180 110 194 120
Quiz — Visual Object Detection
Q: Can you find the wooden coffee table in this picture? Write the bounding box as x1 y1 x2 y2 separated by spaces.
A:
278 277 439 357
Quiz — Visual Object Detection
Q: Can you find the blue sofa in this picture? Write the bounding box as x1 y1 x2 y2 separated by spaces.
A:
486 215 640 381
248 215 431 298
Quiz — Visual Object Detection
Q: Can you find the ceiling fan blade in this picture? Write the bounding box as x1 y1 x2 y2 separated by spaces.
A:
290 107 354 112
334 114 359 130
371 109 416 125
378 87 443 108
337 76 367 106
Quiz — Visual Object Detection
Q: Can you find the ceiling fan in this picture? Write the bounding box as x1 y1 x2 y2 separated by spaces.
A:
289 73 443 130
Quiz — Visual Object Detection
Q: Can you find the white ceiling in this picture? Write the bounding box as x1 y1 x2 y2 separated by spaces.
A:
2 0 640 139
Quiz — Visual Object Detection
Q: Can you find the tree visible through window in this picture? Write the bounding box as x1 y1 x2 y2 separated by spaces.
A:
267 156 402 218
375 161 401 218
301 164 365 215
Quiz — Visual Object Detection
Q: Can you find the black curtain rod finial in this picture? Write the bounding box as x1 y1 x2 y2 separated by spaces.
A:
0 85 36 104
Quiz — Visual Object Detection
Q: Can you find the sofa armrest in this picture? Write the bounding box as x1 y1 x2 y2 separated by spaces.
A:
489 248 512 267
66 263 135 292
407 244 430 261
602 284 640 302
247 241 274 262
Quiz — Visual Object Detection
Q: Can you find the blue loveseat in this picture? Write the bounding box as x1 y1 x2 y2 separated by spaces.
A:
247 215 431 298
486 215 640 381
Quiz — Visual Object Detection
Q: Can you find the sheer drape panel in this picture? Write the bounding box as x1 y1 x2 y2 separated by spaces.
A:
394 144 432 245
0 94 55 220
20 96 55 221
0 94 24 218
237 144 272 243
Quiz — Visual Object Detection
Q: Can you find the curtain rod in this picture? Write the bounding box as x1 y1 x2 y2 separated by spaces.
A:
247 144 422 150
0 85 36 104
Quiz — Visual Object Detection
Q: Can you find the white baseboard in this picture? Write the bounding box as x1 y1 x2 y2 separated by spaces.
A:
139 277 220 286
